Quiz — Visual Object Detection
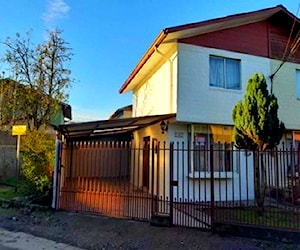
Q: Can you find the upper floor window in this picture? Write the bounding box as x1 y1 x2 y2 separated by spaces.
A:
296 69 300 99
209 56 241 90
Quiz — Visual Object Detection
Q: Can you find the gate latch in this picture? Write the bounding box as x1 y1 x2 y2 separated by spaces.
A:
170 180 178 186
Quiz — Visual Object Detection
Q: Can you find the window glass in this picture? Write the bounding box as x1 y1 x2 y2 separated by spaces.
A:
210 56 224 88
193 133 208 171
226 58 240 89
296 69 300 99
210 56 240 90
191 125 233 173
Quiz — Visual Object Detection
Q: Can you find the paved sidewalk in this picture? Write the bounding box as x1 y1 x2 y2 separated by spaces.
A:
0 228 82 250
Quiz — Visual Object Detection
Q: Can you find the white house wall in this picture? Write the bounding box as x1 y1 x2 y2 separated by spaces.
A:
176 43 271 125
132 52 178 117
272 60 300 130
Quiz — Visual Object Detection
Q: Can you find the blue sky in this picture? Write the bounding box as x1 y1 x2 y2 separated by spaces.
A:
0 0 298 122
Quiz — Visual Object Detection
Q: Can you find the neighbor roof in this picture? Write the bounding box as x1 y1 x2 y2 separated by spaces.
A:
119 5 299 94
59 113 175 140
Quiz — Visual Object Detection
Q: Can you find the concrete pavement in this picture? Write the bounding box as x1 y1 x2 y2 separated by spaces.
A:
0 228 83 250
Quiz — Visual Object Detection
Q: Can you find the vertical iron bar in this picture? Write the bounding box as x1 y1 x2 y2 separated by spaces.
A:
69 141 73 178
163 141 166 211
210 144 215 232
151 139 155 214
169 142 174 226
157 141 160 213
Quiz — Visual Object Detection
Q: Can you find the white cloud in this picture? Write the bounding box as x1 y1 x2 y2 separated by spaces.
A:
42 0 70 24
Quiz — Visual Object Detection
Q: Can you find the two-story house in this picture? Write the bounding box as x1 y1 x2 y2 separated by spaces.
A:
117 5 300 201
56 5 300 220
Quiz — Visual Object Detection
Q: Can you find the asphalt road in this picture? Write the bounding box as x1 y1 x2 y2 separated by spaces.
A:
0 228 82 250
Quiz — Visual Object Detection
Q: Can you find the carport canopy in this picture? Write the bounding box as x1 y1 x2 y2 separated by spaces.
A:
58 113 175 141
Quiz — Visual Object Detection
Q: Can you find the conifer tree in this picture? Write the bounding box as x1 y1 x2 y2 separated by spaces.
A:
232 73 285 213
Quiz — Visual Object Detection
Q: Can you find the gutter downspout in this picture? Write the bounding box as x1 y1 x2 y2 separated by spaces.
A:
119 30 168 94
52 136 62 209
154 47 175 113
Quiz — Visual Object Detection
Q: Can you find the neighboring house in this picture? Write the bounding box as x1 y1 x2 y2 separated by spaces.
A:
117 5 300 201
109 105 132 120
51 102 72 127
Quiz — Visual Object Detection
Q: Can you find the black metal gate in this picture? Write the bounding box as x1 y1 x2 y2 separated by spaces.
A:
56 139 300 232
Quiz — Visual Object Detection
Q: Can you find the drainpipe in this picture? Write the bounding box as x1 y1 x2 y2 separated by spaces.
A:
154 46 174 113
52 136 62 209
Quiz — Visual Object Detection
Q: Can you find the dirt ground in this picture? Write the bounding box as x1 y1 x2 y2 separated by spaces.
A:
0 207 299 250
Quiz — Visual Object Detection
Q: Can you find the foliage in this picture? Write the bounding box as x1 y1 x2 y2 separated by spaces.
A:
232 73 285 214
1 29 73 130
0 176 17 187
232 73 285 151
0 185 16 200
21 129 55 205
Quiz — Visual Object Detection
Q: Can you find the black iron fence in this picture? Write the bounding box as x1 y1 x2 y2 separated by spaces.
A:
57 140 300 232
214 144 300 231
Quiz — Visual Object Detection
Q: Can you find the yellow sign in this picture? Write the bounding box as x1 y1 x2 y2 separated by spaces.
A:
12 125 27 136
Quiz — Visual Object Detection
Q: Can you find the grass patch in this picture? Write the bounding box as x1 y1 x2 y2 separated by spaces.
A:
215 206 300 229
0 177 27 200
0 176 17 187
0 184 18 199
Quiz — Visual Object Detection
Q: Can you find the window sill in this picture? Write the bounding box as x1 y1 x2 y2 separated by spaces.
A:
209 86 242 93
188 172 238 179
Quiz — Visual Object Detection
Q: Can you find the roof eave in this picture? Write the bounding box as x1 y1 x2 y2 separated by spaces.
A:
119 5 297 94
119 29 169 94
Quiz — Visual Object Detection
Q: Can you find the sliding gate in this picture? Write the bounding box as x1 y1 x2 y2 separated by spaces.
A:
56 139 218 230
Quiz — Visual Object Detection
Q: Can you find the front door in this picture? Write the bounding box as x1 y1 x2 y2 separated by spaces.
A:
142 136 150 189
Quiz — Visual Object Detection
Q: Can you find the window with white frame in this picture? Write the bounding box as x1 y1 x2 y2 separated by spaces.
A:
296 69 300 99
209 55 241 90
190 125 234 173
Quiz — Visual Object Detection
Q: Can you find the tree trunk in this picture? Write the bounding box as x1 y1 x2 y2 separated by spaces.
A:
253 150 266 215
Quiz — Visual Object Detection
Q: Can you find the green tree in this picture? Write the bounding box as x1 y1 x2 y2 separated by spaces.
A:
232 73 285 214
1 29 73 130
21 129 55 204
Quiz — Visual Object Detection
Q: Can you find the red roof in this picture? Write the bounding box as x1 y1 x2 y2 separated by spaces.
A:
119 5 299 94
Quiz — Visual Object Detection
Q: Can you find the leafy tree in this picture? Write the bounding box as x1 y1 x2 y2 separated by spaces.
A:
232 73 285 214
21 129 55 205
0 79 27 126
1 29 72 130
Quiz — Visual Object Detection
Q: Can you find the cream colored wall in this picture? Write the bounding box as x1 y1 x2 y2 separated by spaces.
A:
177 43 271 125
133 123 168 145
132 52 177 117
272 60 300 130
131 123 169 191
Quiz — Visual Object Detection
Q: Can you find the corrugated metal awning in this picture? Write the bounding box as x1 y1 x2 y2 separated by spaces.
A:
59 113 175 140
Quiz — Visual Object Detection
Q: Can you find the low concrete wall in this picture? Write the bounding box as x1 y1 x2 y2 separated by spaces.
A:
0 131 17 178
0 146 17 177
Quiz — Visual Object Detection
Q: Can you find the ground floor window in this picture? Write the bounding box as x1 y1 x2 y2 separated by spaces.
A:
285 131 300 176
190 124 234 173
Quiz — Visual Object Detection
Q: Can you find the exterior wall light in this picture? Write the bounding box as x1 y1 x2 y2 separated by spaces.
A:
160 120 168 134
